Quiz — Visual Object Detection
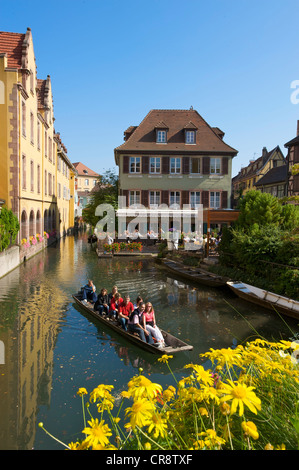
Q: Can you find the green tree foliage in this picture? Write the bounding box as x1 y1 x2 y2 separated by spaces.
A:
236 191 283 229
0 207 20 252
82 169 118 229
218 191 299 299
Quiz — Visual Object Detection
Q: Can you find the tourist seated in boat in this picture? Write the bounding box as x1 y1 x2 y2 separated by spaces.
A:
128 303 154 344
109 292 123 319
108 286 118 306
143 302 165 348
81 280 97 303
118 295 134 331
94 288 109 316
133 295 143 310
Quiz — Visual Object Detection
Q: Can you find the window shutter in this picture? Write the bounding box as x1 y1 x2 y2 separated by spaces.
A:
182 157 190 174
202 191 209 208
142 156 149 174
222 157 228 175
182 190 189 205
122 189 129 207
293 174 299 191
294 146 299 163
141 190 148 207
162 156 169 174
221 191 228 208
161 190 169 205
202 157 210 174
123 156 129 173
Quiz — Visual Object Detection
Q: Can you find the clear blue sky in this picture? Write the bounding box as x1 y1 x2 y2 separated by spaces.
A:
1 0 299 177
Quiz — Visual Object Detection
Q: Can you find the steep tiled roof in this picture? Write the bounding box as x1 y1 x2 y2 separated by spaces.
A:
73 162 99 177
233 146 284 183
0 31 25 68
254 164 287 186
115 109 238 155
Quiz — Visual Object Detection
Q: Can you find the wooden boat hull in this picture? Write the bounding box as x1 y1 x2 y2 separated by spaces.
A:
72 294 193 354
227 281 299 320
161 259 228 287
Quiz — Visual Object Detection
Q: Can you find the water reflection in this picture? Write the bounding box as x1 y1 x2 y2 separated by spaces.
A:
0 233 297 450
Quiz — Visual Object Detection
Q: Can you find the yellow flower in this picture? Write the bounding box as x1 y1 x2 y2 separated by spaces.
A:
242 420 259 440
125 398 154 429
276 443 286 450
147 412 168 438
77 387 88 397
264 443 274 450
219 380 261 416
127 375 162 400
184 364 214 386
198 407 209 417
67 441 82 450
220 402 231 416
158 354 173 363
90 384 114 403
198 429 226 449
144 442 151 450
82 418 112 449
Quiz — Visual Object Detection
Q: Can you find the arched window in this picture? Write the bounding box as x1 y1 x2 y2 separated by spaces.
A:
36 210 42 234
21 210 28 240
29 210 35 236
44 209 48 232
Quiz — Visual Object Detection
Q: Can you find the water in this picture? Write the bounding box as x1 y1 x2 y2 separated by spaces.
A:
0 233 297 450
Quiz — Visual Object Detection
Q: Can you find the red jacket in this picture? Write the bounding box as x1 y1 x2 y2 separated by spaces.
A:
109 296 123 312
119 301 134 317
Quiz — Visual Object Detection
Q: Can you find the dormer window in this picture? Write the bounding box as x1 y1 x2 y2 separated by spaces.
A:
184 122 197 144
156 130 167 143
185 130 195 144
155 121 169 143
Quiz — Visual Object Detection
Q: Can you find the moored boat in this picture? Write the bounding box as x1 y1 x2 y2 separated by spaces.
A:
72 294 193 354
227 281 299 320
161 259 228 287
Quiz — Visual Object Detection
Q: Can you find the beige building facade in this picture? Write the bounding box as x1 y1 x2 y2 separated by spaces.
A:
0 28 76 243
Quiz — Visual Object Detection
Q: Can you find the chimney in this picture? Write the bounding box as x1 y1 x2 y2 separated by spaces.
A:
297 120 299 136
262 147 268 164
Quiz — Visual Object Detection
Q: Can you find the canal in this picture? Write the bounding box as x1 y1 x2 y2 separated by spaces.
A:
0 233 298 450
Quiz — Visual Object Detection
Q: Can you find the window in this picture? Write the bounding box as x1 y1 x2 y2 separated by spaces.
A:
190 191 200 208
210 191 220 209
48 137 52 162
30 160 34 192
190 157 200 174
170 157 181 174
277 184 285 198
85 179 89 186
170 191 180 206
129 190 141 206
45 170 47 195
48 173 52 196
22 101 26 137
185 131 195 144
150 157 161 173
37 165 40 193
30 112 34 145
149 191 160 206
130 157 141 173
22 154 26 190
37 120 41 150
210 158 221 174
156 130 166 143
45 131 47 156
